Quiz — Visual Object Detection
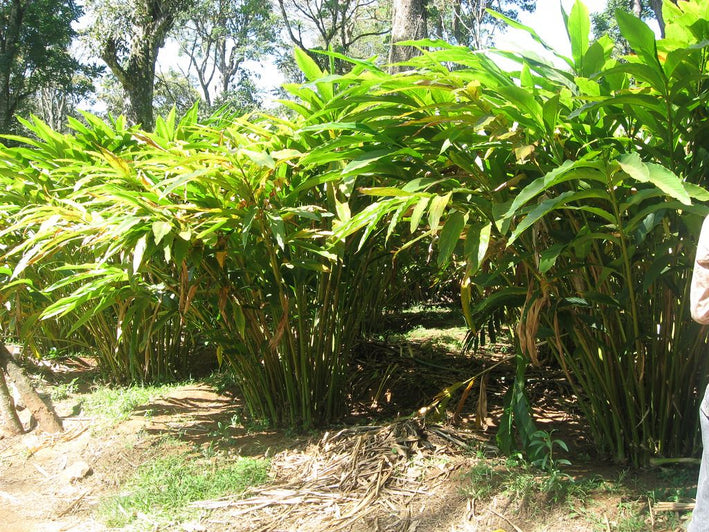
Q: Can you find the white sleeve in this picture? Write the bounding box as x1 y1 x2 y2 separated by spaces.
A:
691 216 709 324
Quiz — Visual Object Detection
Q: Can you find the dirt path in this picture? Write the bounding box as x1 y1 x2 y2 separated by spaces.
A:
0 383 239 532
0 383 498 531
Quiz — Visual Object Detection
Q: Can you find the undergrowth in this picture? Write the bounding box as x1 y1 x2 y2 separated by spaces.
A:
100 452 269 529
462 456 694 530
82 382 186 423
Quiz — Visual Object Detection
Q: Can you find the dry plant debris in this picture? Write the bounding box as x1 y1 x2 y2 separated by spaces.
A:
193 418 474 531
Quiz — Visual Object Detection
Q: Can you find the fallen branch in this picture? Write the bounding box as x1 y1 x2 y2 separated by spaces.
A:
56 490 91 517
489 507 524 532
192 419 468 530
653 501 695 512
0 364 22 436
649 457 701 467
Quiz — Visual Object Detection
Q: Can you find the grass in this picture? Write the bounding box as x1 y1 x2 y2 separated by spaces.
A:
381 325 468 352
100 451 270 528
461 456 694 530
649 465 698 502
49 377 79 400
462 457 585 510
81 381 185 423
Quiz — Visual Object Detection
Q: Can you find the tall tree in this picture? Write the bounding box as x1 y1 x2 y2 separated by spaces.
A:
0 0 86 134
25 63 96 133
279 0 389 72
428 0 535 49
593 0 675 44
86 0 189 130
32 87 76 132
178 0 277 109
635 0 670 36
389 0 427 67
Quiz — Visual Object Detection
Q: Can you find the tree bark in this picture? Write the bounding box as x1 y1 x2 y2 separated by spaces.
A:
98 0 183 131
0 0 25 135
0 365 23 437
0 344 63 434
389 0 428 72
647 0 667 37
102 37 158 130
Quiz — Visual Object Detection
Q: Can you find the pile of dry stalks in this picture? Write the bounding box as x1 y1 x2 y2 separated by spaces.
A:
193 419 479 531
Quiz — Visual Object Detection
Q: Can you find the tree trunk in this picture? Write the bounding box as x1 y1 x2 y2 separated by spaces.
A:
98 0 182 132
647 0 667 37
389 0 428 72
0 0 24 135
0 366 23 437
126 73 156 131
0 83 14 136
0 344 63 434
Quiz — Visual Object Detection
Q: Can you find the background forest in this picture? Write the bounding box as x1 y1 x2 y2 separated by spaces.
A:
0 0 668 133
2 0 709 477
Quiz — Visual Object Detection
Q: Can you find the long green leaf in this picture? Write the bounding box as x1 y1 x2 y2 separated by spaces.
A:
437 211 466 267
565 1 590 71
464 222 492 276
616 8 663 76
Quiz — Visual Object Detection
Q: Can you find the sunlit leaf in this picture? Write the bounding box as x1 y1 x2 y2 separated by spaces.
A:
152 221 172 245
618 153 690 205
133 234 148 274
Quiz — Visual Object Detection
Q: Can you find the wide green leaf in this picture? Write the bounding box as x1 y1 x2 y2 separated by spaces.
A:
618 153 690 205
294 47 324 82
564 1 590 71
616 9 664 77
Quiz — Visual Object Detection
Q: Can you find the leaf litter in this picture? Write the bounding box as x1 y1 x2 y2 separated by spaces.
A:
194 418 478 531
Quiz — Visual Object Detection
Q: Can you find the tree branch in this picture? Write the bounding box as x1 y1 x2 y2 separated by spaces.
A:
101 36 129 86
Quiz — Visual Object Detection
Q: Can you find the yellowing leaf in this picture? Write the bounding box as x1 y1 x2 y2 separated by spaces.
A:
428 193 451 232
514 144 535 163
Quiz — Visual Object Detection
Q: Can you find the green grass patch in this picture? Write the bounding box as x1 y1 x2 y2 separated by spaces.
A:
462 458 693 530
82 382 184 423
384 325 468 352
462 457 600 511
648 465 698 502
101 453 269 528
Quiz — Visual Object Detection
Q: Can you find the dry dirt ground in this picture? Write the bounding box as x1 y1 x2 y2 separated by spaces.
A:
0 341 696 531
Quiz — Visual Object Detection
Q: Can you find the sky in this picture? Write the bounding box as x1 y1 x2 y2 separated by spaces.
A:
496 0 606 58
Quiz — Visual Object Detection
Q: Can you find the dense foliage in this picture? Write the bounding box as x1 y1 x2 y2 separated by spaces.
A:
327 1 709 464
3 1 709 467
